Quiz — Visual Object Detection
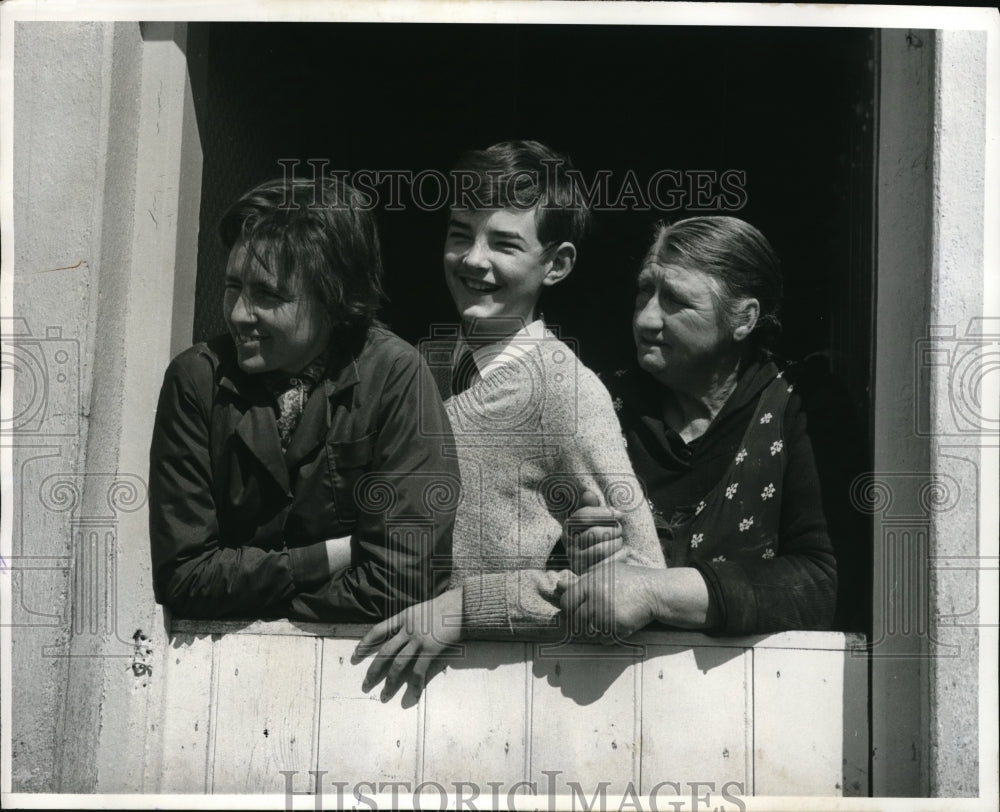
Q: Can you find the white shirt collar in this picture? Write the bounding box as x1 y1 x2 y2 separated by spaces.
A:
455 319 549 381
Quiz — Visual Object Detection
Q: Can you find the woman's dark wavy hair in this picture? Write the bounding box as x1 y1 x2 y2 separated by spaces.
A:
649 216 783 355
219 176 385 334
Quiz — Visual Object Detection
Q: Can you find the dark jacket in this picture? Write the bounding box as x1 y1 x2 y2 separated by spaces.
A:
148 326 458 622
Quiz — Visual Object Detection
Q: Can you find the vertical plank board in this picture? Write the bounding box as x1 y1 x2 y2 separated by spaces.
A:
421 641 529 786
211 634 321 793
639 645 751 794
744 644 754 795
155 632 216 792
841 650 870 796
315 637 420 786
753 647 856 795
529 644 639 794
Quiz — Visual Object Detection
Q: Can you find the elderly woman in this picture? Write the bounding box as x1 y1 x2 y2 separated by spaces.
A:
148 177 458 622
562 216 842 637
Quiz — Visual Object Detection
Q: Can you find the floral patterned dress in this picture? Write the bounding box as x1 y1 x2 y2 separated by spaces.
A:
662 371 794 567
604 358 843 634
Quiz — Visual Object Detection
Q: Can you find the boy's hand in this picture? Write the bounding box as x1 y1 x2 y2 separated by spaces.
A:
562 489 625 573
353 587 464 701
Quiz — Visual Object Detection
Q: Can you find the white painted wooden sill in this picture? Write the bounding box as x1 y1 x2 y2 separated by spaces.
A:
153 621 869 798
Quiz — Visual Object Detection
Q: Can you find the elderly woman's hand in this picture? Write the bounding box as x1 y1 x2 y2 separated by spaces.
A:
561 489 626 574
353 587 464 701
559 565 717 641
558 563 662 642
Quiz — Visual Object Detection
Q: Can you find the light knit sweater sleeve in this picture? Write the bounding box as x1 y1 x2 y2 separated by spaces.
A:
460 569 570 640
566 366 666 570
454 340 665 641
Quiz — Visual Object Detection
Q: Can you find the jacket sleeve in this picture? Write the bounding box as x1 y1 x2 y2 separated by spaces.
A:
690 396 839 635
288 351 457 622
459 362 666 640
148 355 323 618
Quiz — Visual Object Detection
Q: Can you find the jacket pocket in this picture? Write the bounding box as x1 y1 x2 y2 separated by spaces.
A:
326 433 375 520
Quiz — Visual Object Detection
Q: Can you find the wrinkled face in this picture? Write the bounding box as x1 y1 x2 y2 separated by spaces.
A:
443 207 554 326
632 259 732 388
223 243 332 375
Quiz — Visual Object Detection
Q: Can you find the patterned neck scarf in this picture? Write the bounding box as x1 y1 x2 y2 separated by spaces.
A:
264 353 329 450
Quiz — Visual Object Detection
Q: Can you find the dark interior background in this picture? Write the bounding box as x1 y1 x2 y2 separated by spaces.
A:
193 23 874 412
190 22 875 632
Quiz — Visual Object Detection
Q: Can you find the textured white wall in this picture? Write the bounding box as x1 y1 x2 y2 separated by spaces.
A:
928 28 988 799
872 26 993 798
11 21 118 793
88 21 204 793
10 21 201 792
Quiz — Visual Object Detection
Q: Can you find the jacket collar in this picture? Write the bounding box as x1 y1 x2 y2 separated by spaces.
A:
213 334 362 404
208 334 364 491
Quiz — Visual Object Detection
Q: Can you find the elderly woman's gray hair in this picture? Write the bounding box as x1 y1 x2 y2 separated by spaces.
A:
648 216 783 352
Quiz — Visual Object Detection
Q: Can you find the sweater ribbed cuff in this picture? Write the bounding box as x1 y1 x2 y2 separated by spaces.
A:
288 541 333 590
460 572 513 635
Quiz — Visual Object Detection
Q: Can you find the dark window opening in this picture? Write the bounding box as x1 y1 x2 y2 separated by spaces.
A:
191 22 876 633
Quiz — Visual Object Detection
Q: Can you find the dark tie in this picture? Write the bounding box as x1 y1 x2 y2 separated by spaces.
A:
450 346 480 396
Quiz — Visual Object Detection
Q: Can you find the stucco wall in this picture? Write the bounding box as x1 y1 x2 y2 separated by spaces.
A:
927 28 988 798
870 27 993 797
11 20 120 792
9 20 201 792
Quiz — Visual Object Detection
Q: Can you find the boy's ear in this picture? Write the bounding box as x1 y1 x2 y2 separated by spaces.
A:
542 242 577 287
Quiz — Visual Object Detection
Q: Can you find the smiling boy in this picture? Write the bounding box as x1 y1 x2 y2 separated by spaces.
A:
355 141 665 697
443 205 573 327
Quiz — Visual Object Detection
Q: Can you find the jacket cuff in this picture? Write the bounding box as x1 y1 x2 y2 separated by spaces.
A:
689 560 758 636
288 541 332 590
460 572 512 635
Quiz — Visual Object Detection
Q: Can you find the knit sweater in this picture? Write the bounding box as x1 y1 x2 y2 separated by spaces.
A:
445 333 666 638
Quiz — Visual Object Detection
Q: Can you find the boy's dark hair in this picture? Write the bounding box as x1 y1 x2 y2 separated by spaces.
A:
219 176 385 332
451 140 591 248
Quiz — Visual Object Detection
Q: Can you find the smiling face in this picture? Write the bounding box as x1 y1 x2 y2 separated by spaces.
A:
632 258 735 391
223 242 333 375
443 207 571 328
